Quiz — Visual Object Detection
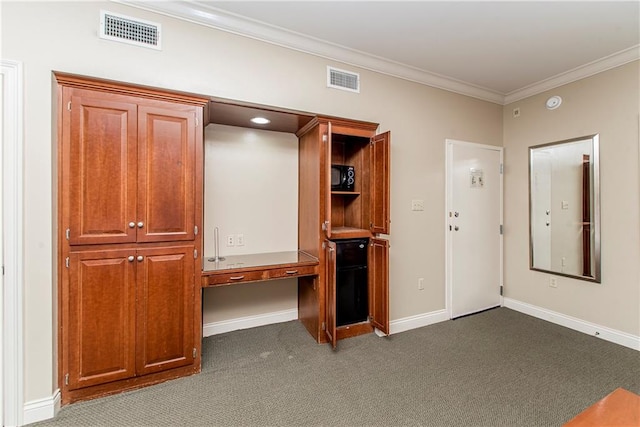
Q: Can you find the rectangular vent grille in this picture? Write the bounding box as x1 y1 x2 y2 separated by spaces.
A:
100 10 161 50
327 66 360 93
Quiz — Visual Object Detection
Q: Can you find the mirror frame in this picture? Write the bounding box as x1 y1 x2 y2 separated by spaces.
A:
528 134 601 283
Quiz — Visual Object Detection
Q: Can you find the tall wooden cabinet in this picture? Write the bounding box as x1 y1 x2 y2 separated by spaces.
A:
57 73 207 403
297 117 390 348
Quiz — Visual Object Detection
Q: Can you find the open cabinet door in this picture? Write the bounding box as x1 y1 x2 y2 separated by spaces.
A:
324 122 332 238
324 240 338 349
370 131 390 235
368 238 389 335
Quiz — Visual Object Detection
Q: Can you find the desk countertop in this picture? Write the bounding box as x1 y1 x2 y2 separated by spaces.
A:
202 251 318 274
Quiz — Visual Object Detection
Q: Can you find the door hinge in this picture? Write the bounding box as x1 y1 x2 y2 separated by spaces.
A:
193 348 197 359
66 228 70 240
65 373 69 385
194 249 198 259
500 163 504 174
500 285 504 296
500 224 503 235
194 225 198 235
67 101 71 111
65 257 70 268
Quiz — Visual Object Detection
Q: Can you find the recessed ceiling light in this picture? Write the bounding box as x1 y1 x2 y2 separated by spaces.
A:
545 96 562 110
250 117 270 125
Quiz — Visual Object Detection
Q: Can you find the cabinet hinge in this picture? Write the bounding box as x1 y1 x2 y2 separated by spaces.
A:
193 348 197 359
322 241 326 249
65 373 69 385
321 322 326 331
194 225 198 235
65 257 70 268
500 163 504 174
322 134 327 142
195 117 199 127
65 228 70 240
194 249 198 259
500 224 503 235
321 220 329 231
67 101 71 111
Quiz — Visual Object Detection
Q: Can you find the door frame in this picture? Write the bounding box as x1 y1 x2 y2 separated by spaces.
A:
445 139 503 319
1 59 25 426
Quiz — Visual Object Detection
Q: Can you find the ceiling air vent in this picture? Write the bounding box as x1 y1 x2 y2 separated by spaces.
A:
327 66 360 93
100 10 161 50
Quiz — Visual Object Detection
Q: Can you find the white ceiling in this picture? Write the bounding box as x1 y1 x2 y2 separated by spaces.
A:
121 1 640 104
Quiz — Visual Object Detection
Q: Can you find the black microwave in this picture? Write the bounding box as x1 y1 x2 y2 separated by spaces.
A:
331 164 355 191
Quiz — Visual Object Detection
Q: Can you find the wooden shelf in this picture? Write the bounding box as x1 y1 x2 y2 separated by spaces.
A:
331 191 361 196
330 227 372 239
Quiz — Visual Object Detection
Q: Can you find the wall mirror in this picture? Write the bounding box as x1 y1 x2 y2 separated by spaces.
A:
529 134 600 282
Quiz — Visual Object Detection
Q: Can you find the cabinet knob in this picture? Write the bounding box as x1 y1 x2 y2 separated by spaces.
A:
128 222 135 228
128 256 135 262
137 222 144 228
137 255 143 262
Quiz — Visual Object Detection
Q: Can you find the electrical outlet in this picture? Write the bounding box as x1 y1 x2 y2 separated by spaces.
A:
226 235 234 247
418 278 425 290
549 277 558 288
236 234 244 246
411 199 425 211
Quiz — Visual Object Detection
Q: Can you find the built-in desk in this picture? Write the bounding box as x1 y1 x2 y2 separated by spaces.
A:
201 251 319 287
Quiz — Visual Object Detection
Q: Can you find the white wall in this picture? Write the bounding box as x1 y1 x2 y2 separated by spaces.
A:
1 1 503 405
503 61 640 336
202 124 299 324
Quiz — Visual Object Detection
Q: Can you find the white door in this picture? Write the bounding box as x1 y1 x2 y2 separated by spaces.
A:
531 150 552 269
446 140 502 318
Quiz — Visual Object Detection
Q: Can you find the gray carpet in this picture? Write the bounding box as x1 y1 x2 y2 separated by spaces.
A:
30 308 639 426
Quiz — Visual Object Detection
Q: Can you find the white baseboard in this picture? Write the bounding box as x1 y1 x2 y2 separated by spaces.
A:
503 298 640 351
23 388 60 425
202 308 298 337
388 309 449 335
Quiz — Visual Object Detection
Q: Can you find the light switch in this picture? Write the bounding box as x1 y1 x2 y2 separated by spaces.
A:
411 199 425 211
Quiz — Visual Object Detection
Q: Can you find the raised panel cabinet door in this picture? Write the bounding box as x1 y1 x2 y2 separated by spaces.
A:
135 245 195 375
66 88 138 245
368 238 389 335
324 240 338 349
137 104 199 242
66 249 137 390
370 131 391 235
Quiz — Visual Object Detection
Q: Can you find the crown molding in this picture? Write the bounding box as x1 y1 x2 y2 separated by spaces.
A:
114 1 639 106
504 45 640 105
113 0 505 104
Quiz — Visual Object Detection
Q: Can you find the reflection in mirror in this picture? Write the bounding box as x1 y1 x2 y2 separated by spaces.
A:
529 134 600 282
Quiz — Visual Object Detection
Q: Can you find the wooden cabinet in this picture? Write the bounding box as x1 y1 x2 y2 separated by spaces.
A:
57 73 207 404
66 245 194 390
297 117 391 347
65 88 198 246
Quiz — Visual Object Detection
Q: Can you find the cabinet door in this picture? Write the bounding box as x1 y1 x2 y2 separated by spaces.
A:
370 131 391 235
66 89 138 245
324 122 333 238
137 104 198 242
67 249 137 390
324 240 338 349
368 238 389 334
136 245 195 375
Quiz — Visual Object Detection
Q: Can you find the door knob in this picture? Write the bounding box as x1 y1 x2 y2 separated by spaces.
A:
137 222 144 228
128 222 135 228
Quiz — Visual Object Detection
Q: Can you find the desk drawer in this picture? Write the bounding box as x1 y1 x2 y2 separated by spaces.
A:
203 270 266 286
268 265 317 280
